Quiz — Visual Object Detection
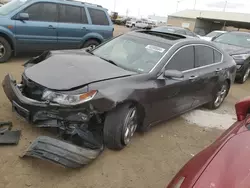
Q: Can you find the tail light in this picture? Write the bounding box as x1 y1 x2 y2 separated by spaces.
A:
235 97 250 121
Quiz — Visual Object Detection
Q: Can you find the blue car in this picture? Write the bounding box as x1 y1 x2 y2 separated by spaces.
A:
0 0 114 62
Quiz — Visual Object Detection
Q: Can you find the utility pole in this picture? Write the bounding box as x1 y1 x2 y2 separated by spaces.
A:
113 0 116 12
126 9 129 17
223 0 227 12
176 0 180 12
193 0 196 9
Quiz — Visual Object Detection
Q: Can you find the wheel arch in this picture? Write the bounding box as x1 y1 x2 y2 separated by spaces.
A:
0 32 15 52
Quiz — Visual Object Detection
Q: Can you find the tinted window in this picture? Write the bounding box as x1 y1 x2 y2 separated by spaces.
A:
24 3 57 22
59 5 83 23
214 50 222 63
166 46 195 71
195 46 214 67
88 8 109 25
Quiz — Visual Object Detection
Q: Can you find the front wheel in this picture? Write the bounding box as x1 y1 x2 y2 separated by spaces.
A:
0 37 12 63
103 104 138 150
206 81 229 110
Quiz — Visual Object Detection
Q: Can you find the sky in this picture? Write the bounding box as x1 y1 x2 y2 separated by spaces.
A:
84 0 250 18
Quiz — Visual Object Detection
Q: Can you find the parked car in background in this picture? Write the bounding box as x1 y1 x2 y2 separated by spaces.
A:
200 30 227 41
151 26 199 38
125 19 137 27
0 0 113 63
212 31 250 83
167 97 250 188
135 20 152 29
3 30 236 161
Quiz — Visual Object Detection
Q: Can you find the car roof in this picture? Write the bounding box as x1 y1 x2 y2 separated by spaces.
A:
228 31 250 35
128 30 200 46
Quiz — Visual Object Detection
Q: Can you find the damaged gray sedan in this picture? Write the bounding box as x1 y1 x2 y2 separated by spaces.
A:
2 30 236 168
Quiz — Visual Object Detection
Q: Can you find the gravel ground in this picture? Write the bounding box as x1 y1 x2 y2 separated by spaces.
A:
0 25 248 188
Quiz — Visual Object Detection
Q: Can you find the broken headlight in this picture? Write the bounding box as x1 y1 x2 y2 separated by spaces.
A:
42 90 97 105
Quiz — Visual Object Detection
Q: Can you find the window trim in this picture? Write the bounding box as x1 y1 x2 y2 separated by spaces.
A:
19 2 59 22
161 44 223 74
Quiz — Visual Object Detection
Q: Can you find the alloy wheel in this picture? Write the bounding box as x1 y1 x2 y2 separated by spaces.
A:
214 84 228 107
243 68 250 83
0 43 5 58
122 108 138 145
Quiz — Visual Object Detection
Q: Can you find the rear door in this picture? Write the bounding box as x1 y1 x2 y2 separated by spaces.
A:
151 46 200 122
15 2 58 52
192 45 223 107
57 4 89 49
86 7 113 39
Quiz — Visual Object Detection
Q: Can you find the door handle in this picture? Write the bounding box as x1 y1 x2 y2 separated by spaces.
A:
48 25 55 29
82 27 88 31
215 68 223 73
189 75 198 81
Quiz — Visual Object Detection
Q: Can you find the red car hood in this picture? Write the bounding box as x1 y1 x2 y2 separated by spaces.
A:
194 131 250 188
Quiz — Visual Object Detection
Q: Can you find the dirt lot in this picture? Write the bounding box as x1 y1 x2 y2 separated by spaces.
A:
0 25 248 188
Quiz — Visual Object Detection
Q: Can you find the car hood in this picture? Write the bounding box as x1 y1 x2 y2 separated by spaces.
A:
194 131 250 188
214 42 250 55
24 52 136 90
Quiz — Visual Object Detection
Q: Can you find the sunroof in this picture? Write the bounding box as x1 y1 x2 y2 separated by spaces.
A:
137 30 186 40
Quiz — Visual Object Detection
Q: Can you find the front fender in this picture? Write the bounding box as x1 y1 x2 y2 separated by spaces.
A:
0 26 16 50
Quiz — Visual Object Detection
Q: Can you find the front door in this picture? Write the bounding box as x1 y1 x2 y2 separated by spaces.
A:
15 2 58 52
150 45 201 123
57 4 88 49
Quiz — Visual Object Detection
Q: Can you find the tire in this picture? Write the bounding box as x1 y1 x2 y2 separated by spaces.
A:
103 103 138 150
82 39 100 49
206 81 229 110
0 37 12 63
237 66 250 84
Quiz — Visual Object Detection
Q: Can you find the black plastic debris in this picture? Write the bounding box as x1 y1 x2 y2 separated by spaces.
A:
0 121 21 145
22 136 103 168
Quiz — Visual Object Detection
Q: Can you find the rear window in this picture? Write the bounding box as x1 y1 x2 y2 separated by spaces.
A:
214 50 222 63
88 8 109 25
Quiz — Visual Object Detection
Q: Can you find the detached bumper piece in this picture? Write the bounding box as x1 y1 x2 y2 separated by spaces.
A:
0 121 21 145
22 136 103 168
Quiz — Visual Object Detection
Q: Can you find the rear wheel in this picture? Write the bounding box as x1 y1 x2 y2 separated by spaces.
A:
238 66 250 84
0 37 12 63
206 81 229 109
103 104 138 150
82 39 100 49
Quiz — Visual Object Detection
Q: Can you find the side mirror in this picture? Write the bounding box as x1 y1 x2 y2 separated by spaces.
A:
164 69 184 79
17 13 29 20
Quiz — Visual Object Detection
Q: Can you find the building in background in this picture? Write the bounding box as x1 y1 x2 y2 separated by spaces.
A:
168 9 250 36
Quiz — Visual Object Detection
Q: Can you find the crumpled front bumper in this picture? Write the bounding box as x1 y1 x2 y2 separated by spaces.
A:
2 74 104 168
22 136 103 168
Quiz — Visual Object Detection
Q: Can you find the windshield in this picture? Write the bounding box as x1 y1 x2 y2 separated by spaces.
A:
92 35 171 73
0 0 28 15
214 32 250 48
206 31 223 38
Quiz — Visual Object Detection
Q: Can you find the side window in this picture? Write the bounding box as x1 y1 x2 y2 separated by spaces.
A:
195 46 214 67
88 8 109 25
59 5 82 24
214 50 222 63
23 3 57 22
166 46 195 71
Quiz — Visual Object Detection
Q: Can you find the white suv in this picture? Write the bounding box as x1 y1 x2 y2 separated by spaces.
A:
135 20 151 29
125 19 136 27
